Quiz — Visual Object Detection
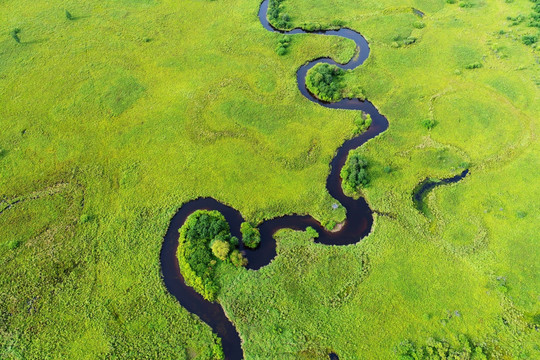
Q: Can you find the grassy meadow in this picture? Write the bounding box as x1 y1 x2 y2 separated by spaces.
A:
1 0 539 359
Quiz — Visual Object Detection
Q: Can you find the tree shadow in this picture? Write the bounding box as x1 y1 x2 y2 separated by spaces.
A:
21 38 49 45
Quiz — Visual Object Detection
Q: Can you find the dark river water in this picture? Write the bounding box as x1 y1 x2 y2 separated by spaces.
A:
161 1 390 358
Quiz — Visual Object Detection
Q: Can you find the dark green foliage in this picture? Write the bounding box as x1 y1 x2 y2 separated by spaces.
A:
521 34 538 45
306 63 345 102
353 113 372 135
305 226 319 238
383 165 392 174
241 222 261 249
465 61 483 69
65 10 74 20
7 239 22 250
413 21 426 29
178 210 241 300
421 118 436 130
10 28 21 43
459 1 474 8
395 334 488 360
340 152 369 193
403 36 417 45
268 0 292 29
275 35 291 55
230 249 248 267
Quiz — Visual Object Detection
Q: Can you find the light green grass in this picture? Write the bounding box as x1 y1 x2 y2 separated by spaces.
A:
1 0 539 358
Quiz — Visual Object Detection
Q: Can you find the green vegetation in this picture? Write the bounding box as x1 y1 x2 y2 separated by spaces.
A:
276 35 291 55
240 222 261 249
396 334 488 360
421 118 437 130
306 63 364 102
1 0 539 358
268 0 293 29
340 152 369 194
178 210 245 300
65 10 74 21
10 28 21 43
353 113 372 135
306 63 346 102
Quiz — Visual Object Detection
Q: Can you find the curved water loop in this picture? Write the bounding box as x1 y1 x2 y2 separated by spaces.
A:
161 1 389 358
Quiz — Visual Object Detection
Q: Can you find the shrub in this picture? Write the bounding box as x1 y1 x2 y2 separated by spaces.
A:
10 28 21 43
230 249 248 267
403 36 417 45
465 61 482 69
306 226 319 238
79 214 92 223
7 239 22 250
340 152 369 193
522 34 538 45
325 220 337 231
305 63 346 102
65 10 74 20
421 118 436 129
276 45 287 55
240 222 261 249
413 21 426 29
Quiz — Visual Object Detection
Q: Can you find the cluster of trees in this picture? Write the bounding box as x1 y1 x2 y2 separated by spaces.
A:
306 63 346 102
240 222 261 249
340 152 369 193
353 113 372 135
396 335 488 360
177 210 247 301
276 35 291 56
268 0 292 29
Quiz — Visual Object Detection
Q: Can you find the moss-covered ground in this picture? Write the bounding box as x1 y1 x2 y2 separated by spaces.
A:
1 0 538 358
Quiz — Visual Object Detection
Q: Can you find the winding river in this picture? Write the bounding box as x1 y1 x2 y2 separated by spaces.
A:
161 1 389 358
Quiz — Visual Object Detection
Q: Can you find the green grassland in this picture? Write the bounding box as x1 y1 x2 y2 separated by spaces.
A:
1 0 539 358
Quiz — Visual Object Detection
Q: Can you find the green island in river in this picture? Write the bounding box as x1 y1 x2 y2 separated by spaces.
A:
1 0 539 359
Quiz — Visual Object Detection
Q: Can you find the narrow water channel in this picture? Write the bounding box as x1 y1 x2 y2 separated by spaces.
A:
161 1 389 358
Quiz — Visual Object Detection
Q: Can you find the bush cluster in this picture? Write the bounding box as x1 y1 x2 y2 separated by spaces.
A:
306 63 345 102
421 118 436 130
177 210 247 301
465 61 482 69
353 113 372 135
391 34 418 48
340 152 369 193
275 35 291 55
396 334 488 360
268 0 292 29
240 222 261 249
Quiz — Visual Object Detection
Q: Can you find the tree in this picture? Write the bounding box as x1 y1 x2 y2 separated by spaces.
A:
241 222 261 249
65 10 74 20
340 152 369 193
230 250 248 267
10 28 21 43
211 239 230 261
